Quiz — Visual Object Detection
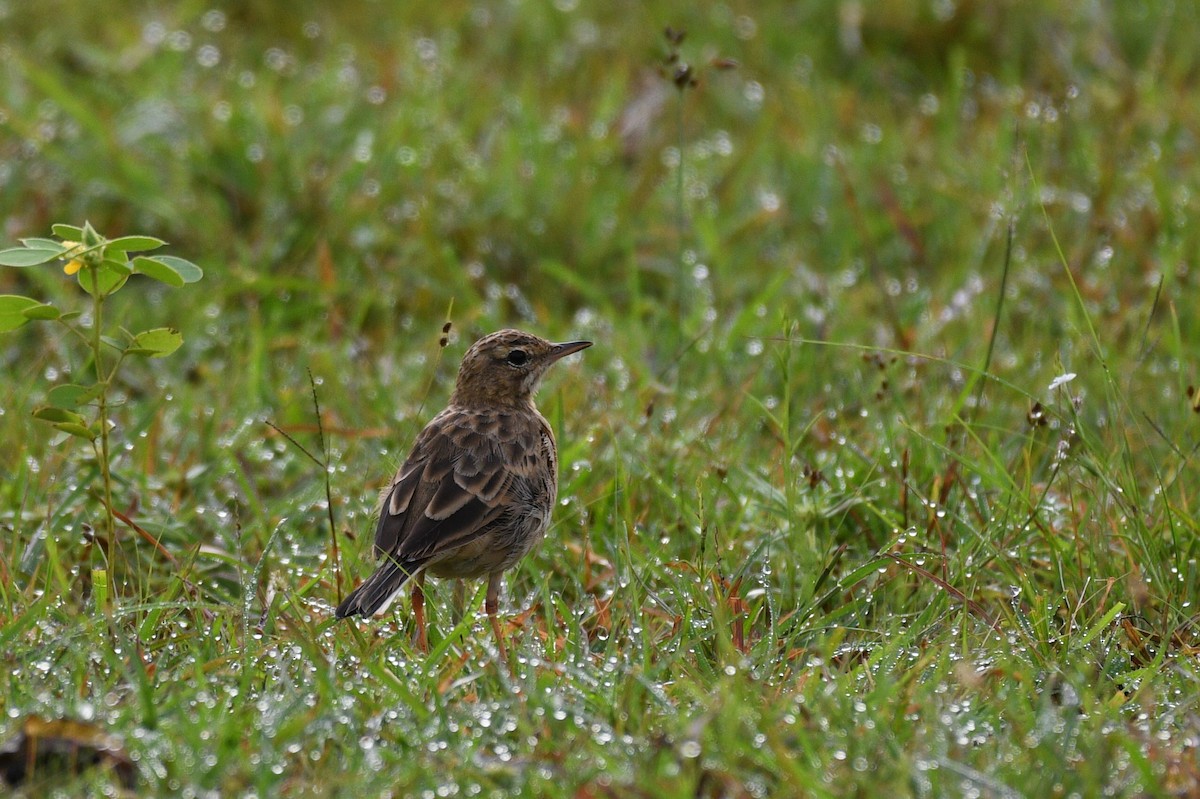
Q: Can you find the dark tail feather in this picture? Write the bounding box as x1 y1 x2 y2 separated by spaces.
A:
335 558 418 618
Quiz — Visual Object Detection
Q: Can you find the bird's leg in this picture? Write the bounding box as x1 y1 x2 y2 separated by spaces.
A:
486 572 509 664
411 571 428 652
452 579 466 622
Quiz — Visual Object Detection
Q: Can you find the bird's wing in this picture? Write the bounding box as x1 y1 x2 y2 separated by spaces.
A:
373 408 546 562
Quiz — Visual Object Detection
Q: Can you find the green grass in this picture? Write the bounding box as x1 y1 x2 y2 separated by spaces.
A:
2 1 1199 796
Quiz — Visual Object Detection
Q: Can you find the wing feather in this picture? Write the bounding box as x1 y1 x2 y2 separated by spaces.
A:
371 408 544 566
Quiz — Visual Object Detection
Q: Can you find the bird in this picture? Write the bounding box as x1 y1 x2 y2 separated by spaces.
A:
335 328 591 659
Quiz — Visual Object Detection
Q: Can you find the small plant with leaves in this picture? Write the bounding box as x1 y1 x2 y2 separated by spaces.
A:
0 222 203 581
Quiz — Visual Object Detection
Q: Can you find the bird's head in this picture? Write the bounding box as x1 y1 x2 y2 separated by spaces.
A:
450 329 591 408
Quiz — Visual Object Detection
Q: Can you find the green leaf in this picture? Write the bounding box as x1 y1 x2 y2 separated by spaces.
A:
107 235 166 253
32 406 96 439
33 406 86 424
132 256 185 287
1074 601 1126 650
78 265 128 297
127 327 183 358
102 256 133 275
156 255 204 283
0 247 64 267
55 422 97 440
152 255 204 283
82 221 102 248
92 567 109 613
0 295 41 331
20 238 68 251
22 303 61 321
134 255 202 285
60 311 82 322
46 383 103 408
52 224 85 239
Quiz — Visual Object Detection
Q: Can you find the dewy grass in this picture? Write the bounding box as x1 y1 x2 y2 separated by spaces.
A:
1 2 1199 796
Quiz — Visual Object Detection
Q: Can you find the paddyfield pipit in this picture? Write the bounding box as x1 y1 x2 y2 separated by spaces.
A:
335 329 591 657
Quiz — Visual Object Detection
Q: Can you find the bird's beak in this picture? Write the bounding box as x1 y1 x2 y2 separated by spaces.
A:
549 339 592 362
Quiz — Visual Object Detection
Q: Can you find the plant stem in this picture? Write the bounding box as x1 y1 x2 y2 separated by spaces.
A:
675 89 687 336
90 267 117 574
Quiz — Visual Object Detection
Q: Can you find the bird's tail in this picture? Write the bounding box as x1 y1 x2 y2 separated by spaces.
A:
335 558 419 619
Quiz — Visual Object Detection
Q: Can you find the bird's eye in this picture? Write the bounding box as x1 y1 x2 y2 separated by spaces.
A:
505 349 529 366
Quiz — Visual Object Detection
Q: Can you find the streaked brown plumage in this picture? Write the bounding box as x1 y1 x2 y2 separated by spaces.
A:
335 329 591 655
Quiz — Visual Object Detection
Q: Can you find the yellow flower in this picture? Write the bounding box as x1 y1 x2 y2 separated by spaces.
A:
61 241 84 275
